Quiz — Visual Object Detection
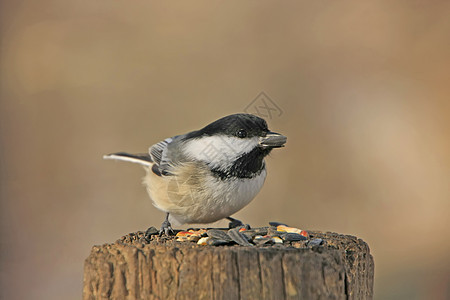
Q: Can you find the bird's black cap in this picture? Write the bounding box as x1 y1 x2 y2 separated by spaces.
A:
187 113 269 139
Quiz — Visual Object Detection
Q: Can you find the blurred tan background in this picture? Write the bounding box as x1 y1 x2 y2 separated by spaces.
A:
1 1 450 299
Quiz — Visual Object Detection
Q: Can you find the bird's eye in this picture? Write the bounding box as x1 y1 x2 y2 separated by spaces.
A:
237 129 247 138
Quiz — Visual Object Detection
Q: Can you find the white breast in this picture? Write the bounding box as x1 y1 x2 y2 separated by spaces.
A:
170 168 267 225
209 170 266 212
143 159 267 226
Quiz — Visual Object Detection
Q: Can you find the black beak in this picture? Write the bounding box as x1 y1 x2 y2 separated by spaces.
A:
258 131 287 149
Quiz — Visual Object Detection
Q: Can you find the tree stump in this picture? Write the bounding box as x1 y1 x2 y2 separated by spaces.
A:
83 229 374 300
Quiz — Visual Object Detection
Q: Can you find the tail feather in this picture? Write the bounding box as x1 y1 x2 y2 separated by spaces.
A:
103 152 153 166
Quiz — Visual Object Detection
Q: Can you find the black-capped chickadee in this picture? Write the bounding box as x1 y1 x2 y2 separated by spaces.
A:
104 113 287 234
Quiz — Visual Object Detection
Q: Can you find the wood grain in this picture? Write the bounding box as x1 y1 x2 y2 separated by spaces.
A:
83 231 374 300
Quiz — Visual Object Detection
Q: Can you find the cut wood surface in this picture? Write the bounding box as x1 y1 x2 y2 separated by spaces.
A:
83 229 374 300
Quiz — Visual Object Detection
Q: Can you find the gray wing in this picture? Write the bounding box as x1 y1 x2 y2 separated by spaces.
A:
149 135 187 176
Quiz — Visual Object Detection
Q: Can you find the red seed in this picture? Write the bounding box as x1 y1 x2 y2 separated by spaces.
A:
300 230 309 238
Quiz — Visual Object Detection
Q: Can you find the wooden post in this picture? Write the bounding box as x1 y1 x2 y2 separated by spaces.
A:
83 230 374 299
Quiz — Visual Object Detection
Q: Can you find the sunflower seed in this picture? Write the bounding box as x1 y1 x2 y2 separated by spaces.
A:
145 226 159 237
281 233 307 242
228 228 253 246
252 227 269 235
207 229 233 242
253 236 273 245
207 239 230 246
269 221 288 227
307 238 323 247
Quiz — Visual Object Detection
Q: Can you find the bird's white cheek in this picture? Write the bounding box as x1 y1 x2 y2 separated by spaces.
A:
183 136 259 169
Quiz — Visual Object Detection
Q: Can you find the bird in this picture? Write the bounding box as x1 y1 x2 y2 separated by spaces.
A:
104 113 287 235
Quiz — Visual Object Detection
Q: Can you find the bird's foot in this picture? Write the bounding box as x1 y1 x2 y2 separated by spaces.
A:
227 217 251 229
159 217 174 236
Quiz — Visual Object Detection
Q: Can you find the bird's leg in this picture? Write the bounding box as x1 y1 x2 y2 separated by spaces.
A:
159 213 174 236
227 217 250 229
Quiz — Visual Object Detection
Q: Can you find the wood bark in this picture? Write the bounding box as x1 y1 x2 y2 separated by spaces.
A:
83 231 374 300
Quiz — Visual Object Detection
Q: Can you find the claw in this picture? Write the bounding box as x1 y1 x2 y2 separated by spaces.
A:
159 213 174 236
226 217 250 229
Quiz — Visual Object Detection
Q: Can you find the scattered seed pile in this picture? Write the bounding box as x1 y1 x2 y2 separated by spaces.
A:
119 222 324 248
